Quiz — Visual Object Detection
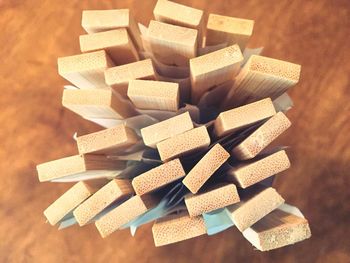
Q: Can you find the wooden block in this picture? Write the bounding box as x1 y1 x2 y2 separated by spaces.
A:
81 9 143 50
95 195 157 238
190 44 243 103
36 154 126 182
62 89 137 119
73 179 134 226
152 211 207 246
184 183 240 217
58 50 114 89
243 209 311 251
127 80 180 111
79 29 139 65
105 59 157 96
232 112 291 160
228 150 290 188
182 144 230 194
132 159 185 195
229 187 285 232
44 181 102 225
206 14 254 51
148 20 198 66
215 98 276 137
76 124 139 155
157 126 210 162
141 112 194 148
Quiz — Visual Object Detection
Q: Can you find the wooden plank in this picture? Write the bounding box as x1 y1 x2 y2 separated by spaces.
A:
190 44 243 103
157 126 210 162
73 179 134 226
79 29 139 65
232 112 291 160
148 20 198 66
57 50 114 89
182 144 230 194
184 183 240 217
81 9 143 50
127 80 180 111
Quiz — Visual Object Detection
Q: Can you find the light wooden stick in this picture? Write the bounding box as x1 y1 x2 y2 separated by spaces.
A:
232 112 291 160
73 179 134 226
79 29 139 65
206 14 254 51
182 144 230 194
190 44 243 103
81 9 143 51
127 80 180 111
184 183 240 217
148 20 198 66
157 126 210 162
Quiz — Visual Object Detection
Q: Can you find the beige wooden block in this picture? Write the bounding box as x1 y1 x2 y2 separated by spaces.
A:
182 144 230 194
105 59 157 97
132 159 185 195
58 50 114 89
184 184 240 217
243 209 311 251
157 126 210 162
152 211 207 246
73 179 134 226
76 124 139 155
44 181 103 225
95 195 157 238
127 80 180 111
81 9 143 50
79 29 139 65
214 98 276 137
190 44 243 103
206 14 254 51
232 112 291 160
141 112 194 148
62 89 137 119
229 187 285 232
36 154 126 182
148 20 198 66
228 150 290 188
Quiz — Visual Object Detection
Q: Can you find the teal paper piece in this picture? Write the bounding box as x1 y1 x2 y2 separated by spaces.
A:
203 208 234 236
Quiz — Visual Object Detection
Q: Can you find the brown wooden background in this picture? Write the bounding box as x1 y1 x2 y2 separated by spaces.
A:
1 0 349 262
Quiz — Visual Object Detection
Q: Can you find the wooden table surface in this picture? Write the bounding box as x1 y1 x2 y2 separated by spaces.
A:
1 0 349 262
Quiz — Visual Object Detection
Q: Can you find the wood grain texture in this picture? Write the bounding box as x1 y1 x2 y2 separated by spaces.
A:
1 0 349 262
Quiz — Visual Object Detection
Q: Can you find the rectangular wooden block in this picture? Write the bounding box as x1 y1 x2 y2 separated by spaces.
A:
243 209 311 251
81 9 143 50
73 179 134 226
157 126 210 162
95 195 157 238
62 89 137 119
182 144 230 194
206 14 254 51
148 20 198 66
76 124 139 155
36 154 126 182
79 29 139 65
228 150 290 188
127 80 180 111
232 112 291 160
229 187 285 232
214 98 276 137
104 59 157 96
184 183 240 217
140 112 194 148
58 50 114 89
152 211 207 246
190 44 243 103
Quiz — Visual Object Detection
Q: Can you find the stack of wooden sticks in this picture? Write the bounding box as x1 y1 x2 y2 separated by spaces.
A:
37 0 311 251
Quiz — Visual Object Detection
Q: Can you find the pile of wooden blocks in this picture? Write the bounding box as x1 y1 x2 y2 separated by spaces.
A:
37 0 311 251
